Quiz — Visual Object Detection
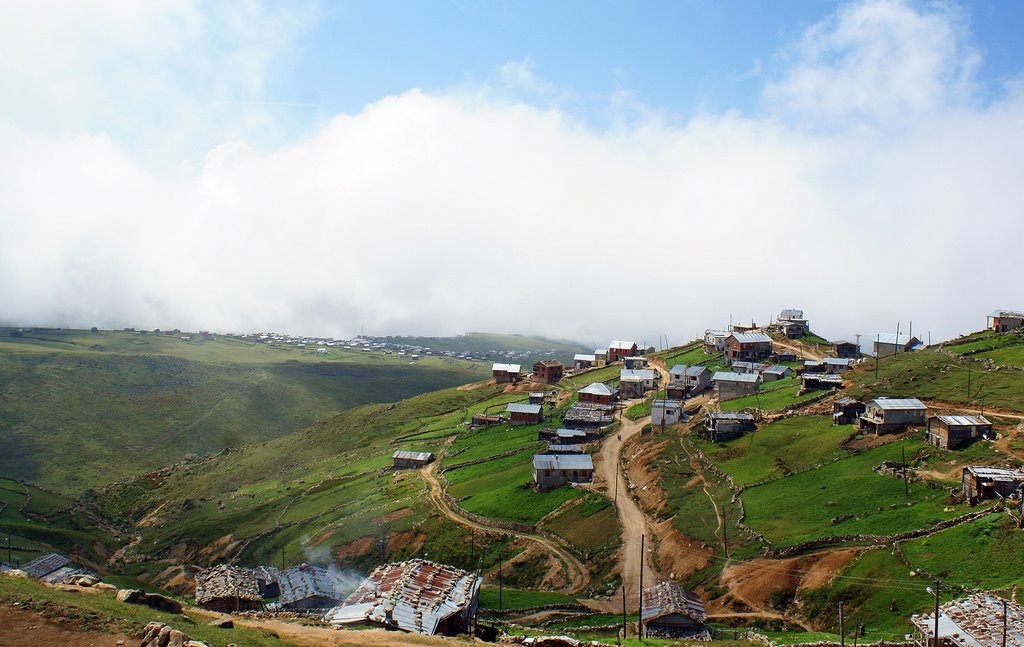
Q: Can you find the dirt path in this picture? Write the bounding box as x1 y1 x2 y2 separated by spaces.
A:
419 441 589 594
234 617 456 647
773 337 826 361
591 405 662 611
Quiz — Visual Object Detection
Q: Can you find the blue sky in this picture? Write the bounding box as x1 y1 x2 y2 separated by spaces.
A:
1 0 1023 346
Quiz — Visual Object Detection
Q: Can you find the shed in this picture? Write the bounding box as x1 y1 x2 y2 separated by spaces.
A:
532 453 594 490
832 340 860 359
703 412 756 441
393 450 435 469
927 415 992 450
573 353 597 370
324 559 480 635
563 402 615 429
822 357 856 373
194 564 264 613
800 372 844 392
833 397 866 425
537 427 595 444
641 581 709 640
506 402 543 425
962 466 1024 503
278 563 341 610
651 399 685 426
761 365 792 381
20 553 71 579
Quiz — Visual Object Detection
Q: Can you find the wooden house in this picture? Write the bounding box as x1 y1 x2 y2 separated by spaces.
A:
987 309 1024 333
532 453 594 490
393 450 434 469
641 582 709 640
194 564 264 613
619 368 657 398
800 372 843 393
832 397 866 425
325 559 480 635
278 563 342 611
651 399 685 426
471 413 504 427
831 340 860 359
703 412 756 442
531 359 563 384
873 333 924 358
491 363 522 383
712 371 759 401
927 415 992 449
761 365 792 381
579 382 617 404
858 398 927 435
506 403 542 425
822 357 856 373
725 332 773 364
962 466 1024 503
608 340 639 363
563 402 615 428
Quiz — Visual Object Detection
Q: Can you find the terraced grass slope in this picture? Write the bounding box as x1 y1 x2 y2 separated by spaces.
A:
0 328 498 492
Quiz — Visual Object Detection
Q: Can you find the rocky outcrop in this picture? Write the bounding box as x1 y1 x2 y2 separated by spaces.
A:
138 621 201 647
116 588 183 614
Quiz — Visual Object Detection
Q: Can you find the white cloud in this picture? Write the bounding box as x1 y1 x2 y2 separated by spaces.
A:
0 1 1021 348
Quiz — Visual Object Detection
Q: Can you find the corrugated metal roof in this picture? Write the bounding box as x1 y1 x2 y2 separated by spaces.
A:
491 363 521 373
555 428 587 438
533 454 594 471
278 563 341 607
609 340 637 350
911 593 1024 647
871 397 927 410
506 403 541 414
620 369 656 380
642 581 706 624
326 559 480 635
764 365 791 374
707 412 755 421
20 553 70 579
875 333 919 346
580 382 615 396
802 373 844 384
779 309 804 319
729 332 772 344
964 466 1024 481
936 415 991 426
574 353 596 361
712 371 758 383
652 399 683 408
393 450 434 462
989 309 1024 318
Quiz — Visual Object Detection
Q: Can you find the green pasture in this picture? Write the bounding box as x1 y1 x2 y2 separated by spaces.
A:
719 376 823 412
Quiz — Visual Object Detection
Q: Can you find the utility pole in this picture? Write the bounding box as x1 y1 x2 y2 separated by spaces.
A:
933 580 940 647
498 549 503 612
902 446 910 500
639 534 645 639
723 506 729 559
967 356 971 400
875 334 880 379
1003 599 1008 647
621 583 627 642
839 601 845 647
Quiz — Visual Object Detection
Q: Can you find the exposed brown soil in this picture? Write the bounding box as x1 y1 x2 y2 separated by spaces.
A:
0 601 133 647
650 518 715 581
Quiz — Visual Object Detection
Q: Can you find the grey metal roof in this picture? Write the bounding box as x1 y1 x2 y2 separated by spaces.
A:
989 309 1024 318
712 371 758 383
555 428 587 438
20 553 70 579
801 373 844 384
935 415 991 426
685 366 708 376
579 382 615 396
823 357 854 366
620 369 656 380
609 340 637 350
763 365 791 374
574 353 596 361
506 403 542 414
707 412 755 421
964 466 1024 480
278 563 341 607
393 450 434 462
910 593 1024 647
533 453 594 471
546 443 584 453
491 363 521 373
652 399 683 408
779 309 804 319
874 333 919 346
871 397 927 410
729 332 772 344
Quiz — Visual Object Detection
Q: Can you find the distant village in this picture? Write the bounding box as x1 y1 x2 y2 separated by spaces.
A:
4 308 1024 645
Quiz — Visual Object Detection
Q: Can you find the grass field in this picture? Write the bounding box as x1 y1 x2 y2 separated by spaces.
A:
942 330 1024 366
900 514 1024 589
719 376 823 412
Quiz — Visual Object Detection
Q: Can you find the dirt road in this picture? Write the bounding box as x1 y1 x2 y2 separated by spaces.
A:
419 443 590 593
592 405 661 611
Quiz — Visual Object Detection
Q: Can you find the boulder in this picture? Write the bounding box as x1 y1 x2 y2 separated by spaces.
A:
143 593 183 614
2 569 29 578
207 617 233 628
117 588 147 604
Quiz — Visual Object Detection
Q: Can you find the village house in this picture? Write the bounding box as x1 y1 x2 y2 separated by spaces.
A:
712 371 759 401
619 368 658 398
532 453 594 489
873 333 925 358
725 332 773 364
506 402 542 425
194 564 264 613
251 566 280 598
777 309 809 339
491 363 522 383
832 340 860 358
668 365 712 396
802 360 823 372
392 450 435 469
651 399 685 426
926 415 993 449
546 443 584 454
833 397 866 425
19 553 71 580
531 359 563 384
858 398 928 435
962 466 1024 503
800 372 844 393
703 330 730 353
324 559 480 635
579 382 617 404
761 365 792 381
278 563 341 611
471 413 504 427
573 353 596 370
703 412 756 442
822 357 856 373
730 360 770 374
641 581 709 640
910 592 1024 647
608 340 639 363
563 402 615 428
593 348 608 366
528 391 546 405
987 309 1024 333
623 356 649 370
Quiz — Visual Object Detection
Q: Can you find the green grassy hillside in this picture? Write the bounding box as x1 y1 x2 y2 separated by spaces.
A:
0 328 501 492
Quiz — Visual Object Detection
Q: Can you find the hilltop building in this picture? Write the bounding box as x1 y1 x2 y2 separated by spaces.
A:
858 398 927 434
987 309 1024 333
873 333 924 357
725 332 773 364
491 363 522 383
608 340 639 363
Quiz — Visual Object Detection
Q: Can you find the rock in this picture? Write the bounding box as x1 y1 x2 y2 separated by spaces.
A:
166 629 189 647
95 582 117 590
207 617 233 628
143 593 183 614
117 588 146 604
2 569 29 578
185 642 210 647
